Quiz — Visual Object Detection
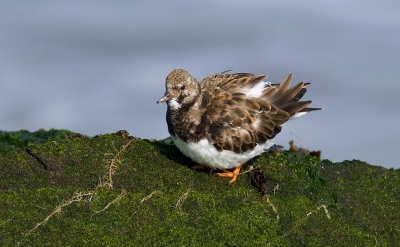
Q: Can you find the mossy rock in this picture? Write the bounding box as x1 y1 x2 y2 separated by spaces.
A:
0 130 399 246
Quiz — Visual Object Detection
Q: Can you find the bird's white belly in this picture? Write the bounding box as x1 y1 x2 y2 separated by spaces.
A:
171 135 274 170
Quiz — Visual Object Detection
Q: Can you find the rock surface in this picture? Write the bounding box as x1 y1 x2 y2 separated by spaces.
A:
0 130 399 246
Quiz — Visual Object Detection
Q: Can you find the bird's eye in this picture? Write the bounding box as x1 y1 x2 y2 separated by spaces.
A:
180 85 186 90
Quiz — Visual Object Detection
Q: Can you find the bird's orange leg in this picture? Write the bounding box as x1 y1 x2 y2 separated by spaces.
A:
192 164 214 175
216 164 243 184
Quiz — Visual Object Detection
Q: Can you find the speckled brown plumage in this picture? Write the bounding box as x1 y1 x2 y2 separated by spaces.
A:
157 69 321 155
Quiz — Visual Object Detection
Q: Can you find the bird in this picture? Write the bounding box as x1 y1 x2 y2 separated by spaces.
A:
157 69 321 184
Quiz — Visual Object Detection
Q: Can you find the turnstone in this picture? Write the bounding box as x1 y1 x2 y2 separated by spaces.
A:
157 69 321 184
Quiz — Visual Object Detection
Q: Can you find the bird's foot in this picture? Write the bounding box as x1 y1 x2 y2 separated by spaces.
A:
216 164 243 184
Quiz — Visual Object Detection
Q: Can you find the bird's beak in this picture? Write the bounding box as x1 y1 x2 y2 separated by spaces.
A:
157 92 173 104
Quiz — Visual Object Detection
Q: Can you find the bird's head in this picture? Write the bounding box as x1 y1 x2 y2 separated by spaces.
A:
157 69 200 110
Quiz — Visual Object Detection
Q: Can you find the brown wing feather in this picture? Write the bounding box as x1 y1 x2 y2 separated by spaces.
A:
199 71 320 154
234 74 267 94
264 73 293 103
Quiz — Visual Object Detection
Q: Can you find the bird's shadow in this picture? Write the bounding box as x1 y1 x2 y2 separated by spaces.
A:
145 138 198 170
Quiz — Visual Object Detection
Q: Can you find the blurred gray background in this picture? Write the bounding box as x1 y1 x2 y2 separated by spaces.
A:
1 1 399 169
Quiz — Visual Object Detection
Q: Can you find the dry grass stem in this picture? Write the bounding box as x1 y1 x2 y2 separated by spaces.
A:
268 204 331 246
176 189 191 212
265 195 280 220
105 138 136 189
239 165 258 175
140 190 162 203
92 189 127 217
23 138 136 240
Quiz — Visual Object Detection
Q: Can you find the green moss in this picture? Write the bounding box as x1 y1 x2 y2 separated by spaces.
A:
0 128 74 153
0 130 399 246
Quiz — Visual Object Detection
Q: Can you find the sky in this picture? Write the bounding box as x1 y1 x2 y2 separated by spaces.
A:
1 1 400 169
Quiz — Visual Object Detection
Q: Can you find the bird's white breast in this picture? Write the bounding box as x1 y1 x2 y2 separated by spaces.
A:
171 135 274 170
